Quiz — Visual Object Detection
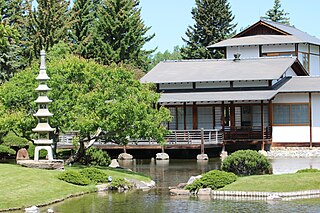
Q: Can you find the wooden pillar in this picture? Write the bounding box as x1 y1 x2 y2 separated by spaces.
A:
230 101 235 128
192 102 198 130
259 45 262 57
221 101 225 131
268 100 273 140
295 43 299 56
261 100 265 150
309 93 313 148
183 103 187 130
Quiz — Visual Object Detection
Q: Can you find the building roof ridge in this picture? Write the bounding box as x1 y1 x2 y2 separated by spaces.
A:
162 56 296 63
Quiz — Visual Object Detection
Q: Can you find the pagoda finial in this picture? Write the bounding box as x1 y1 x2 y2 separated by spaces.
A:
40 50 46 70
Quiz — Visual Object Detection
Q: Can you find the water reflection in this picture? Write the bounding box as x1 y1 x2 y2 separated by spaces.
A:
47 158 320 213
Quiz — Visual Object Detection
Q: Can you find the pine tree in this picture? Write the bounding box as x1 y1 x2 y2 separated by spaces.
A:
70 0 100 59
263 0 290 25
94 0 154 71
25 0 72 59
181 0 236 59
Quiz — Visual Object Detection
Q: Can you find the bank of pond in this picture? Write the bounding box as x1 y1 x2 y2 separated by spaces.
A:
1 164 320 211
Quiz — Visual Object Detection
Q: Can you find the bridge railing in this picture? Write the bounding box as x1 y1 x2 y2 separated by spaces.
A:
58 129 223 146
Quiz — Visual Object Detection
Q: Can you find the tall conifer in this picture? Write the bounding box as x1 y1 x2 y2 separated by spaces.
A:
94 0 154 71
263 0 290 25
181 0 236 59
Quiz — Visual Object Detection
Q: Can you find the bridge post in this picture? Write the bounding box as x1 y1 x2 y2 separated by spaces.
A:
197 128 208 160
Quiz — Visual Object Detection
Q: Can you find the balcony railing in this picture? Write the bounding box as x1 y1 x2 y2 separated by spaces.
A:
223 126 272 141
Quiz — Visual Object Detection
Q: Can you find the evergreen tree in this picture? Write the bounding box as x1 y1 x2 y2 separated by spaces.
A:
94 0 154 71
149 46 182 70
263 0 290 25
181 0 236 59
70 0 99 58
25 0 72 59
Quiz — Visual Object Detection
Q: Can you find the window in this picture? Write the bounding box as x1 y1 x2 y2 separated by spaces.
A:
302 53 309 72
273 104 309 125
262 52 294 57
167 106 193 130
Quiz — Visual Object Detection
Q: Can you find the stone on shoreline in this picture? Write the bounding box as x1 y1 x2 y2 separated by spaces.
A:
17 160 64 170
156 153 169 160
197 154 208 160
16 148 29 160
109 159 120 168
118 153 133 160
169 188 190 196
187 175 202 185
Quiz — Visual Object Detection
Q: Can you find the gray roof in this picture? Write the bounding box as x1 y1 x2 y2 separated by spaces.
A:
208 35 302 48
159 90 277 103
278 76 320 93
263 20 320 46
141 57 297 84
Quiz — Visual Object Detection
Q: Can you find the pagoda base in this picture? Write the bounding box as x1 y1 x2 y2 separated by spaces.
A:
34 145 53 161
17 160 64 170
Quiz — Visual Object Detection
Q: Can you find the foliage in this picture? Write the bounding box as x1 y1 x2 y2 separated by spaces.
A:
148 46 182 70
110 177 132 189
0 144 15 155
24 0 72 60
185 170 237 192
0 52 171 163
2 131 28 148
93 0 155 71
221 150 272 176
27 143 47 159
81 147 111 167
262 0 290 25
58 170 91 186
79 167 109 184
296 168 320 173
181 0 236 59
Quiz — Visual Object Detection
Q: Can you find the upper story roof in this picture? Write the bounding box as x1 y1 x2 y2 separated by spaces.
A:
140 57 307 84
278 76 320 93
208 19 320 48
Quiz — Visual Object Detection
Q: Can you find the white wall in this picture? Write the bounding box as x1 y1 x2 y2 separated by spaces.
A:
310 55 320 76
227 46 259 59
233 80 268 87
272 126 310 142
273 93 309 103
196 81 229 88
262 44 295 53
312 94 320 142
159 82 192 90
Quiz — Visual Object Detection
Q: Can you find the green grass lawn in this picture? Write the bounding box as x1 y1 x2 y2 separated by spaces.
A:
0 163 151 210
220 172 320 192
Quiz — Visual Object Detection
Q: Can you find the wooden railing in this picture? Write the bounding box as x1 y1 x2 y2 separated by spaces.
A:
223 126 272 141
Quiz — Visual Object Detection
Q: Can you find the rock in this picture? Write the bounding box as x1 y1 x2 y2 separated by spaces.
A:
156 152 169 160
197 154 208 160
25 206 39 213
169 188 190 196
197 188 212 195
16 148 29 160
96 184 108 192
17 160 64 170
187 175 202 185
47 209 54 213
259 150 268 157
118 153 133 160
176 183 187 189
109 159 120 168
267 195 282 201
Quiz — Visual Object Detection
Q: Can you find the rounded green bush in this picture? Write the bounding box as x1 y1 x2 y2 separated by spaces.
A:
296 168 320 173
80 167 109 183
221 150 272 176
110 177 132 189
0 144 16 155
185 170 237 192
81 147 111 166
58 170 91 186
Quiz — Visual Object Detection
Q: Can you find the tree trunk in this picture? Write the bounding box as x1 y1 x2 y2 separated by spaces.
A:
123 145 127 153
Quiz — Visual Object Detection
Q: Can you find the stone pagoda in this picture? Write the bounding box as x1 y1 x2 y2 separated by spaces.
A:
32 50 55 161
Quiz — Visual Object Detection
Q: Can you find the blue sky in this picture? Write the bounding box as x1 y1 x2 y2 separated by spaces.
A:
140 0 320 53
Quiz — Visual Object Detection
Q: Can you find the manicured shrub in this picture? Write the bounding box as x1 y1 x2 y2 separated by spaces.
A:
81 147 111 166
221 150 272 176
2 132 28 148
296 168 320 173
80 167 109 183
109 177 132 189
185 170 237 192
0 144 16 155
58 170 91 186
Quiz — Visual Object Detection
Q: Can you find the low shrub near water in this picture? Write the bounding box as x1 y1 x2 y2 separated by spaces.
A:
81 147 111 166
296 168 320 173
80 167 109 183
110 177 133 189
58 170 91 186
185 170 237 192
221 150 272 176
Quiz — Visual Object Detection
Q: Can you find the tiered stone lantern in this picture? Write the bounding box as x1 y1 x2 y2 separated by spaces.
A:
32 50 55 161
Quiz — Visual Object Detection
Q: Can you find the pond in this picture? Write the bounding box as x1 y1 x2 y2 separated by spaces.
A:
46 158 320 213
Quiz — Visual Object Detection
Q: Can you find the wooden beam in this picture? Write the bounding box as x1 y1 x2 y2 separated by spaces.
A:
268 100 273 140
295 43 299 56
259 45 262 57
183 103 187 130
261 100 265 150
222 101 225 131
192 102 198 130
230 101 235 127
309 92 313 147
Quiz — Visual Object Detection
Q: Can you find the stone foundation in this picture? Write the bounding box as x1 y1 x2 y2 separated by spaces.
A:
17 160 64 170
267 147 320 158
